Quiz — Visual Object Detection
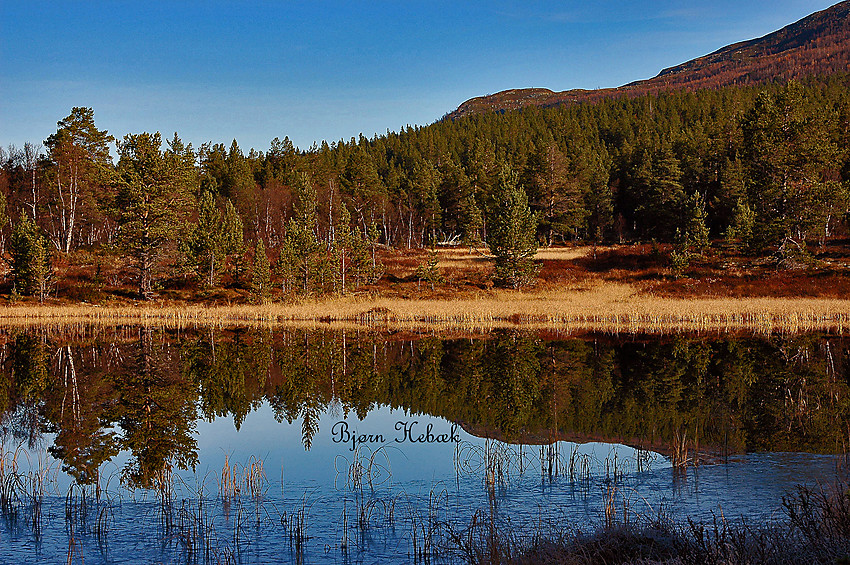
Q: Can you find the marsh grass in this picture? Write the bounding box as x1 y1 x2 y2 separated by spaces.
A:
280 494 310 557
444 481 850 565
219 453 268 501
454 439 650 495
1 282 848 334
335 445 394 491
1 431 843 565
0 443 60 539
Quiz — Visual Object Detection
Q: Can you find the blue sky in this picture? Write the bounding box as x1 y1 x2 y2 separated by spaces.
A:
0 1 838 154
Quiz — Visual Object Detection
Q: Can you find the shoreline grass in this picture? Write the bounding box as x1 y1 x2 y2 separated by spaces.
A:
446 481 850 565
0 281 848 333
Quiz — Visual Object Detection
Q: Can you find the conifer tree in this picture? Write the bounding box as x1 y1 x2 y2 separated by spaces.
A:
633 145 687 240
726 199 757 254
487 166 540 289
411 160 442 245
349 226 374 287
43 107 113 253
276 233 298 295
10 212 51 301
0 192 10 254
741 82 842 251
278 173 321 294
340 148 385 231
220 199 246 284
458 190 484 250
115 132 194 298
415 247 443 291
584 159 613 245
682 192 710 253
522 143 586 244
250 238 271 303
331 204 353 294
183 191 225 287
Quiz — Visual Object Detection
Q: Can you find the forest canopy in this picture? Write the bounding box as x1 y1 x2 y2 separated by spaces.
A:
1 75 849 298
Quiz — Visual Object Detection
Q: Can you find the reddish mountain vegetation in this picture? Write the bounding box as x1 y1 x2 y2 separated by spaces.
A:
448 1 850 119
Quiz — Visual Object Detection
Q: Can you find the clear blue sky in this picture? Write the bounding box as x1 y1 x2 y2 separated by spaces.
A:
0 1 838 154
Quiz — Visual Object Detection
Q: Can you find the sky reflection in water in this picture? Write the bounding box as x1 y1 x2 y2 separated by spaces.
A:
1 328 848 563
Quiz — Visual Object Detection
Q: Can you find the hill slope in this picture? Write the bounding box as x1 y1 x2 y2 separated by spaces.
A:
448 1 850 119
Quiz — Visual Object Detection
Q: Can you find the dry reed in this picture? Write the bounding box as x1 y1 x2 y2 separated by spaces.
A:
1 280 848 335
219 454 267 501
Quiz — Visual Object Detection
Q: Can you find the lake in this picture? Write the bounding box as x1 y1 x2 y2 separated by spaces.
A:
1 327 847 563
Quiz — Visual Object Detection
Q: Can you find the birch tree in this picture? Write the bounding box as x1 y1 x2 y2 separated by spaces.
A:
44 107 113 252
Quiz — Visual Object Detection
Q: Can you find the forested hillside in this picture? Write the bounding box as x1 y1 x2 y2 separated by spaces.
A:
449 0 850 119
1 75 849 299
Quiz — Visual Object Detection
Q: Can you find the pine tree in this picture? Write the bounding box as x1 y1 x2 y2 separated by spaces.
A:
487 166 540 289
0 192 10 254
633 145 687 240
349 226 374 287
682 192 710 253
183 191 225 287
582 148 613 245
340 148 386 231
411 160 442 245
279 173 321 294
220 199 246 285
415 247 443 291
458 190 484 250
10 212 51 301
115 132 194 299
521 143 587 244
741 82 841 250
43 107 114 253
332 204 353 294
276 233 299 295
250 239 271 303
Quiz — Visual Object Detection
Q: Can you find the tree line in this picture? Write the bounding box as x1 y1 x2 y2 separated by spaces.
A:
1 75 849 299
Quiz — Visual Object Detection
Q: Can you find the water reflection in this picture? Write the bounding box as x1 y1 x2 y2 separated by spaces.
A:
3 328 848 486
0 327 847 563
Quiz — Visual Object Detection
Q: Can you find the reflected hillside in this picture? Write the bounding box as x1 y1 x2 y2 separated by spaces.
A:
1 328 848 487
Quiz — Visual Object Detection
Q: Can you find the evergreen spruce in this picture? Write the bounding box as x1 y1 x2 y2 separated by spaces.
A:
487 166 540 289
683 192 710 253
183 191 225 287
10 212 51 302
250 239 271 303
115 132 194 299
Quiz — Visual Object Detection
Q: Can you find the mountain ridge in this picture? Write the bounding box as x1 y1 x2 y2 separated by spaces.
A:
448 1 850 120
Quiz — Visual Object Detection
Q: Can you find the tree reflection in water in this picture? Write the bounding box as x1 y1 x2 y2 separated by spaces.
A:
1 327 848 487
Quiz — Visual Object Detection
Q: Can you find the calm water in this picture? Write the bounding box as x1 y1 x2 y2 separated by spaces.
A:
0 328 847 564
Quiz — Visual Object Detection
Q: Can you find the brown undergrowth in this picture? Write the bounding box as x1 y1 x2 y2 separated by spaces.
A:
0 244 849 333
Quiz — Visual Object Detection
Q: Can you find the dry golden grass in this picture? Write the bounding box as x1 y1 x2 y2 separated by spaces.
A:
434 245 592 268
2 245 848 334
1 279 849 334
